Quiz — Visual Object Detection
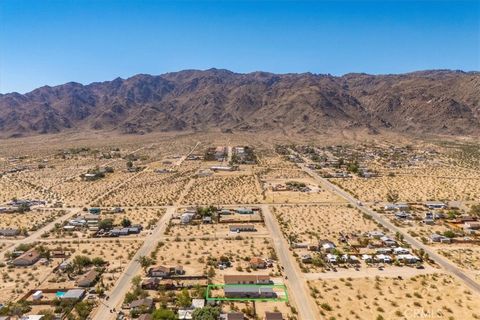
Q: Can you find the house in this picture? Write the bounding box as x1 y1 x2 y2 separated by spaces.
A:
425 201 447 210
250 257 267 269
181 212 195 224
203 216 212 224
32 291 43 300
128 226 142 234
464 222 480 230
235 208 254 215
345 255 360 264
109 228 129 236
13 249 40 266
430 234 452 243
148 265 184 278
396 203 410 210
20 316 44 320
129 298 154 312
362 254 373 262
265 312 283 320
178 309 193 320
148 265 170 277
397 254 420 264
224 274 271 285
222 313 245 320
229 225 256 232
58 261 70 272
60 289 86 300
142 278 161 290
319 240 336 252
380 236 397 247
376 248 392 254
423 218 435 225
210 166 234 171
0 228 20 237
375 254 392 263
224 285 276 299
384 204 397 211
393 247 410 255
368 231 385 239
191 299 205 309
69 218 86 226
325 253 337 264
88 207 101 214
395 211 410 220
423 212 435 225
292 242 309 249
77 269 99 287
301 254 312 263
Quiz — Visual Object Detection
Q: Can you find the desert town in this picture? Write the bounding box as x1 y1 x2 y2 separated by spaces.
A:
0 133 479 320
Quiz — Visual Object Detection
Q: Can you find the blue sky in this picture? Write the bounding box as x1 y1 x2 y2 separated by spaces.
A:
0 0 478 93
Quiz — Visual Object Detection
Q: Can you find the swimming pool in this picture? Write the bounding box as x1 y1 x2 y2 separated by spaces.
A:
55 291 66 298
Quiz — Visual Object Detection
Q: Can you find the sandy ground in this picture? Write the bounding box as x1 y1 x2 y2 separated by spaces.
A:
273 204 379 243
307 273 479 320
333 165 480 202
182 174 262 205
41 239 143 291
100 168 197 207
263 178 345 204
0 209 66 232
168 222 269 238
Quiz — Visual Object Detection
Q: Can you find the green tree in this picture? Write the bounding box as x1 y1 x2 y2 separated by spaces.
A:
443 230 456 238
136 255 154 272
98 219 113 230
192 306 220 320
207 266 216 278
177 288 191 308
75 301 94 320
121 218 132 227
152 308 176 320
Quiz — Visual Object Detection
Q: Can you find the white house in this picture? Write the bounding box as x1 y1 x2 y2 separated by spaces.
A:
375 254 392 263
425 201 447 209
397 254 420 264
325 253 337 264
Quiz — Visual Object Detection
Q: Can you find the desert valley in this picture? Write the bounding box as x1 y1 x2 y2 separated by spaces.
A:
0 126 478 320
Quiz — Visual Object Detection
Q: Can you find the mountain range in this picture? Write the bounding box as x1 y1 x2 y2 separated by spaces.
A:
0 69 478 137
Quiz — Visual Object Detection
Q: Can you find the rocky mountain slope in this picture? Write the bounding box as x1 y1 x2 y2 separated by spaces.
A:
0 69 478 137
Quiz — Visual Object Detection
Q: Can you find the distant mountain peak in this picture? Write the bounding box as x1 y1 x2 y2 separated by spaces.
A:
0 69 478 138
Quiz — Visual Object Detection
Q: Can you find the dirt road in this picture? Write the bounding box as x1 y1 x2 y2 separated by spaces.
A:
261 204 320 320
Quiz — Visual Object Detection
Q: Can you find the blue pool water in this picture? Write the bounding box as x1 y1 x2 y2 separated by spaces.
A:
56 291 66 298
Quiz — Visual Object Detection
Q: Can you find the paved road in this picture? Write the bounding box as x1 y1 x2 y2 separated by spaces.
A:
291 150 480 294
93 206 174 320
262 205 320 320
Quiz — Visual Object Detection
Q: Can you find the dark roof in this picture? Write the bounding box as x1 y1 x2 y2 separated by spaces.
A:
12 249 40 265
130 297 154 309
226 313 244 320
265 312 283 320
224 274 270 284
77 269 99 287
